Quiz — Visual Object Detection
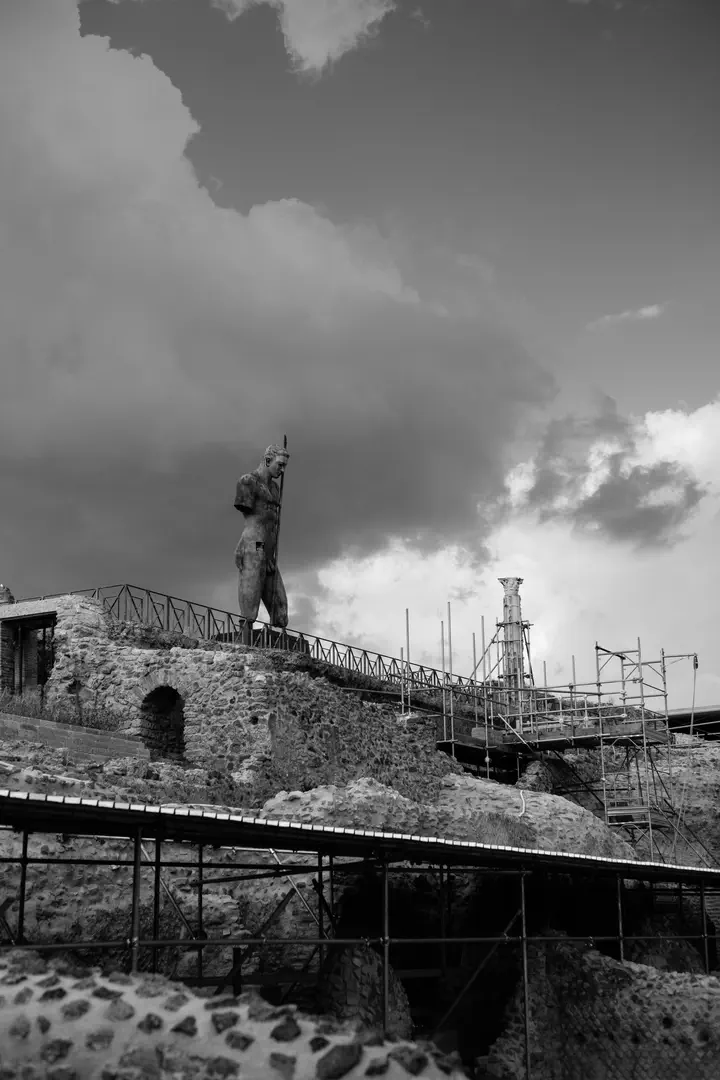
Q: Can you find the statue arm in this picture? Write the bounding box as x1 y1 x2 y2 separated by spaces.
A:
234 474 257 514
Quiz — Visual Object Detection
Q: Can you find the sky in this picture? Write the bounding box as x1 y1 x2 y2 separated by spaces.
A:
1 0 719 707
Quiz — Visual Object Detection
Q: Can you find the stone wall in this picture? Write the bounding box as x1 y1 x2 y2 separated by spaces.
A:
0 595 464 798
265 675 462 803
0 712 150 764
487 939 720 1079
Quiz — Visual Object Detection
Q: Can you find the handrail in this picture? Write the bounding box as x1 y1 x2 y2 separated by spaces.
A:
15 584 664 737
16 584 482 698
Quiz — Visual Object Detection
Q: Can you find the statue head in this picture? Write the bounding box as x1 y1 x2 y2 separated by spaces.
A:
261 444 290 480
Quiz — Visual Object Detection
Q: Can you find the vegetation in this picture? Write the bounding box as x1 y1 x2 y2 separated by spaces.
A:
0 689 123 732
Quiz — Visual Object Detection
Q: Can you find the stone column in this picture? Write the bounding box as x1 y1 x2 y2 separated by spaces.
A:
499 577 525 728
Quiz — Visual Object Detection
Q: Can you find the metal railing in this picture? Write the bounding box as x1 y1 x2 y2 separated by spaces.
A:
16 584 666 742
19 584 481 698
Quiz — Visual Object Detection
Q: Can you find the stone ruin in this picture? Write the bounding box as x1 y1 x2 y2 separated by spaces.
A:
2 590 720 1076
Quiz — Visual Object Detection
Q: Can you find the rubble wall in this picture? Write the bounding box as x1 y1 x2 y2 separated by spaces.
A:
488 940 720 1080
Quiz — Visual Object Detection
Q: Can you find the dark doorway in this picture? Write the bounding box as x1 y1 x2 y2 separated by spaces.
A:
139 686 186 762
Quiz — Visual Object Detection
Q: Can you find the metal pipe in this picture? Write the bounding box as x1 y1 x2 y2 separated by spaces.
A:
140 844 197 940
2 931 716 956
520 873 532 1080
152 836 162 974
270 850 324 931
440 621 447 741
197 844 204 983
701 884 710 973
318 854 324 971
405 608 411 714
482 615 490 777
472 632 479 750
430 908 520 1039
17 831 28 943
637 636 654 860
447 602 455 757
400 647 404 715
382 860 390 1035
439 866 447 978
129 830 143 973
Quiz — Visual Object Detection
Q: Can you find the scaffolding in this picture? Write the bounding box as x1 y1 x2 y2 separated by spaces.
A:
2 789 720 1080
426 580 706 865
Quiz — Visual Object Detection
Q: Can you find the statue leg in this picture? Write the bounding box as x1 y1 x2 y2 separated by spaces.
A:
236 538 265 631
262 568 288 628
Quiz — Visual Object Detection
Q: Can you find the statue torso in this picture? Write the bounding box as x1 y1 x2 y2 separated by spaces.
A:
235 470 281 555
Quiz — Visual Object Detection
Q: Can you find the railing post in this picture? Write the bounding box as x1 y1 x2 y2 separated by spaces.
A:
17 830 29 943
381 859 390 1036
129 828 143 973
701 884 710 974
520 871 532 1080
153 835 162 974
197 845 204 983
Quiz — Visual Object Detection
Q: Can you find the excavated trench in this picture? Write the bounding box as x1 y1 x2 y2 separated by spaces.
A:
316 867 714 1068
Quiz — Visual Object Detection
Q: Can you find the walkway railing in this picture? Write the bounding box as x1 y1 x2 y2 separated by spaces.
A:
17 584 662 735
20 584 481 698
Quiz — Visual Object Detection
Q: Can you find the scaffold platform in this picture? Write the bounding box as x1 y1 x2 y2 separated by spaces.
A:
438 716 670 764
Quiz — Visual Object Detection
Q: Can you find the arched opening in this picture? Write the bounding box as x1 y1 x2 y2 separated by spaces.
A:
139 685 186 762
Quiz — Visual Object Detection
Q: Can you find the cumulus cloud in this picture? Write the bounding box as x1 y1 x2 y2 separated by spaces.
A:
302 398 720 707
586 303 664 332
505 396 706 547
108 0 395 74
211 0 396 74
0 0 553 603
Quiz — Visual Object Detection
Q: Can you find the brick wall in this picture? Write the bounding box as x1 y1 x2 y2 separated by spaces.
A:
0 711 151 763
21 628 38 690
0 623 15 693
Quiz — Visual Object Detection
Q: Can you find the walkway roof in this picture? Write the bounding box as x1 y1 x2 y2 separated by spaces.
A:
1 789 718 887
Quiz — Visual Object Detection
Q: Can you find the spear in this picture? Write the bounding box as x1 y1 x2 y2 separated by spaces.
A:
269 433 288 627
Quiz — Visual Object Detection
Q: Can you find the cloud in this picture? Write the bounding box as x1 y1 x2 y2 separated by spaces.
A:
0 0 553 603
586 303 665 331
506 396 706 547
298 397 720 708
108 0 395 75
210 0 396 74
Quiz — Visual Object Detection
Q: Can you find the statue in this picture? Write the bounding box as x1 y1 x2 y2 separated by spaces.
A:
0 585 15 605
234 443 289 628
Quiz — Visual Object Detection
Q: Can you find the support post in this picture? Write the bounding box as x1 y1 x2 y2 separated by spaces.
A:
197 844 204 983
17 830 29 943
616 875 624 962
520 872 532 1080
472 633 479 741
441 621 447 741
439 865 447 978
381 860 390 1036
701 884 710 974
318 854 325 971
130 829 143 973
447 602 455 758
405 608 411 714
482 615 490 779
400 647 404 714
152 835 162 974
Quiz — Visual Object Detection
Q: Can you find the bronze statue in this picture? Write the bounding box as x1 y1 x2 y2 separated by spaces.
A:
234 443 289 627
